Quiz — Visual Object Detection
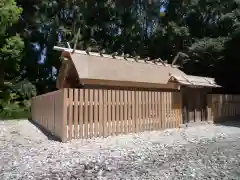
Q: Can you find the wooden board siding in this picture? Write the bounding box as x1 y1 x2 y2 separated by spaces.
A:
31 88 182 141
207 94 240 122
182 88 207 123
31 89 240 142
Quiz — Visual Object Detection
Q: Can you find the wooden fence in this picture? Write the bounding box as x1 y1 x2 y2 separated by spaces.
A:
31 88 182 142
31 89 240 142
208 94 240 122
31 89 67 140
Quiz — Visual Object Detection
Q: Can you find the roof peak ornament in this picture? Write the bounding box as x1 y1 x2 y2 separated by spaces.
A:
144 57 150 62
123 54 130 60
133 56 140 62
99 49 105 56
86 47 91 55
112 52 118 58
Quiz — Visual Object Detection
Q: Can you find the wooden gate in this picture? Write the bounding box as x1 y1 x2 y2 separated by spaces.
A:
182 88 207 123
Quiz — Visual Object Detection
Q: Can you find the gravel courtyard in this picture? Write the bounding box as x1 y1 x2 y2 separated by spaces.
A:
1 120 240 180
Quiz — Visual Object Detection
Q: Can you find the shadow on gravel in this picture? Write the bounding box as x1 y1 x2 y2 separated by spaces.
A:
28 119 61 142
214 115 240 128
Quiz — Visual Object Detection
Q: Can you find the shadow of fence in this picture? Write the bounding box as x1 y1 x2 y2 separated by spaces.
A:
28 118 61 142
214 115 240 128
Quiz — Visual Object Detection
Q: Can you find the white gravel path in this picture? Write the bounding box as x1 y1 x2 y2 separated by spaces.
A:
1 120 240 180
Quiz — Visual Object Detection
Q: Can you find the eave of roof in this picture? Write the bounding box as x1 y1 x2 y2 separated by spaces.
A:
170 74 221 88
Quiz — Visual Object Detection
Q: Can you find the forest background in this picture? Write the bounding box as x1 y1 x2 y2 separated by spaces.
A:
1 0 240 118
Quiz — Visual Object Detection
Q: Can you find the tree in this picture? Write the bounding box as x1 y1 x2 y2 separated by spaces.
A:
0 0 24 93
0 0 37 118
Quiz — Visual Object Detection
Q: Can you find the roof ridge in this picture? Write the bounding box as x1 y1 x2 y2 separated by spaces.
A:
53 46 180 68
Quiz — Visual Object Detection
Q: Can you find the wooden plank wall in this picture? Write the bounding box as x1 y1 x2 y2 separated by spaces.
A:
66 88 182 141
208 94 240 122
31 89 68 141
31 91 240 142
182 88 208 123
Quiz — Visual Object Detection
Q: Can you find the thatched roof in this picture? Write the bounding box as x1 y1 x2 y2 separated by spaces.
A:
54 46 220 89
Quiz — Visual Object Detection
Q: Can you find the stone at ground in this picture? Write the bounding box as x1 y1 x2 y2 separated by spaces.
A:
1 120 240 179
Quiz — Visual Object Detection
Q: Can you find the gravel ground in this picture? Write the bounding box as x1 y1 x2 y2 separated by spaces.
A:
1 120 240 180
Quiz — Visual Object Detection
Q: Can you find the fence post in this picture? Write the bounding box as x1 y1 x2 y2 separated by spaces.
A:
30 98 34 121
207 94 213 122
60 88 68 142
178 91 183 126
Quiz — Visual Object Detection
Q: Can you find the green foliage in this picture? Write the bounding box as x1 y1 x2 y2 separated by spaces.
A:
0 101 30 120
13 80 37 99
0 80 35 120
0 35 24 74
0 79 35 119
0 0 32 119
0 0 22 35
189 37 228 53
0 0 24 87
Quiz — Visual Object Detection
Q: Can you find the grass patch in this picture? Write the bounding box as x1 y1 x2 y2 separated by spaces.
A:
0 109 30 120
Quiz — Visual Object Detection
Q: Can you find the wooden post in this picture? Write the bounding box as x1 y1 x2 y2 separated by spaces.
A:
68 89 73 140
207 94 213 122
179 91 183 126
61 88 68 142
